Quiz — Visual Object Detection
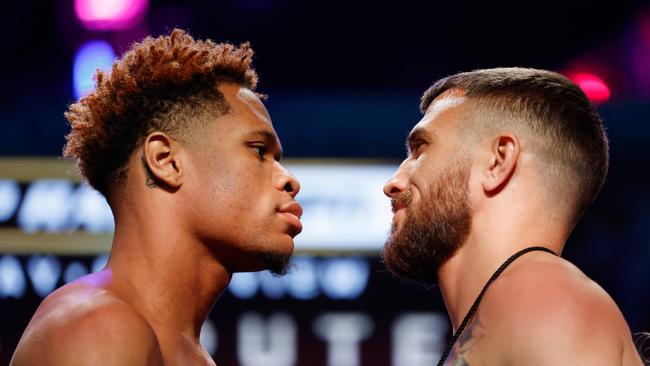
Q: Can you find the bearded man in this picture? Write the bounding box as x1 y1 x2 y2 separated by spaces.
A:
382 68 643 365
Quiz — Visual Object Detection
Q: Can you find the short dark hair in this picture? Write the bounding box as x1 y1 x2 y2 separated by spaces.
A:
420 67 609 220
64 29 259 199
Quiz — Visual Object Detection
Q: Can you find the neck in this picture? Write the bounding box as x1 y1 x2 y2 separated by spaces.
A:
106 210 230 342
437 206 568 331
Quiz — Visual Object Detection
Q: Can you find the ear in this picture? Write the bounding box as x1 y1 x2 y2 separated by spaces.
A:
482 133 520 194
141 132 183 190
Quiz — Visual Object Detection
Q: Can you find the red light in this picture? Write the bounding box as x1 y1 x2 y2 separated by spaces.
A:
570 73 611 104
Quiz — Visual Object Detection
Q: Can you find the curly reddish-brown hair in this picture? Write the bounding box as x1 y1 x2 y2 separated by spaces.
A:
64 28 258 199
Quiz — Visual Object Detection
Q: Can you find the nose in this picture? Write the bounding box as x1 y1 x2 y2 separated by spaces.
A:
274 162 300 198
383 161 408 198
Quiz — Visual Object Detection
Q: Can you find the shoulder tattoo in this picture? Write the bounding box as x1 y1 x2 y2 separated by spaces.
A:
446 313 486 366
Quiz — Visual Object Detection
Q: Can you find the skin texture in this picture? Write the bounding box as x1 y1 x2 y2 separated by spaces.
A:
11 83 302 366
383 91 643 365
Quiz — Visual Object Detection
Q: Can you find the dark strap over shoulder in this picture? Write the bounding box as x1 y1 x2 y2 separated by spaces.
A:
437 246 557 366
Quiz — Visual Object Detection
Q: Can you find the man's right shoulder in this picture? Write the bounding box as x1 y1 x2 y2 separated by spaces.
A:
11 281 163 366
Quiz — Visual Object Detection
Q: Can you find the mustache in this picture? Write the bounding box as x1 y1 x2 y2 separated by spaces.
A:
391 190 412 212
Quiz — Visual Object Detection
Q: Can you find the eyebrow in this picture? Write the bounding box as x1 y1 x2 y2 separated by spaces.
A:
245 129 284 161
405 127 431 153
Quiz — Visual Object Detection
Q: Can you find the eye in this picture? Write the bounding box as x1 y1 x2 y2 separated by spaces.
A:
251 144 267 161
410 142 425 159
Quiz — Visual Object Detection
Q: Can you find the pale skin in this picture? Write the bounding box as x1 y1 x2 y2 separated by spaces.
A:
384 91 643 365
10 83 302 365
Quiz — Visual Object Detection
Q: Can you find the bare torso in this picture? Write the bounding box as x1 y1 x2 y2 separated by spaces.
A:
443 253 643 366
11 270 215 366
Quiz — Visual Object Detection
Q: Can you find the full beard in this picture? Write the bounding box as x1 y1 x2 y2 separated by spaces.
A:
382 160 472 286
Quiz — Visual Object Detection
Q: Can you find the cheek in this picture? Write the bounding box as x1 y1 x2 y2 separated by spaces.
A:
209 167 257 211
408 165 435 202
206 160 276 221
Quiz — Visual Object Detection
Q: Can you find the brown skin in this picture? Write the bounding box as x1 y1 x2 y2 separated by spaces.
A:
11 83 301 366
383 92 643 365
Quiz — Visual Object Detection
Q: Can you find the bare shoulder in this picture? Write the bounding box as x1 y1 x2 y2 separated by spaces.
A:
11 272 163 366
482 253 643 365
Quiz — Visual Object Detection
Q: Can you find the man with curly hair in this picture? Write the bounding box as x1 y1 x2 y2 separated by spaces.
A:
382 68 644 365
11 29 302 365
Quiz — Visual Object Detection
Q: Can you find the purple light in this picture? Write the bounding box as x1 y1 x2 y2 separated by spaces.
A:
75 0 148 30
640 11 650 46
73 40 115 99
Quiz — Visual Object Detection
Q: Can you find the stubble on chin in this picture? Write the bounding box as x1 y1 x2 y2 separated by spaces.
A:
261 251 293 276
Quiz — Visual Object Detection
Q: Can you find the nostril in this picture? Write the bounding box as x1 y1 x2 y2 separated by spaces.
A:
276 167 300 196
383 180 405 198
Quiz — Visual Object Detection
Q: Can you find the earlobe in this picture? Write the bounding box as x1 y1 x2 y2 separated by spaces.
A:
142 132 183 190
482 134 520 194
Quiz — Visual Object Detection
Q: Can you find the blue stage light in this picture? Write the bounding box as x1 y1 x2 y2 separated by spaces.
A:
0 256 27 299
91 254 109 273
69 184 114 233
63 261 89 284
229 272 260 299
285 257 319 300
319 257 369 300
17 180 75 233
26 255 62 298
73 40 115 99
259 271 285 299
200 319 219 356
0 179 20 222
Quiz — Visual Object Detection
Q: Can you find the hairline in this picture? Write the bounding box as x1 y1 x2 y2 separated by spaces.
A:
106 81 252 202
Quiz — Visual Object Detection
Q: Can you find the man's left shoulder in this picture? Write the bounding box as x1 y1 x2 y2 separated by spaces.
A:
483 256 636 364
493 256 626 332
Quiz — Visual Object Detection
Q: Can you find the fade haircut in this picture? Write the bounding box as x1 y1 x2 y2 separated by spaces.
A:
64 28 259 199
420 67 609 221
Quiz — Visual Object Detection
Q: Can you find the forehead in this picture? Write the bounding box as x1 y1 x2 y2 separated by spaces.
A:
218 83 273 128
412 92 468 136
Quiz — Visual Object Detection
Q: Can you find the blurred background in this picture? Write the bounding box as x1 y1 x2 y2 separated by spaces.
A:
1 1 649 365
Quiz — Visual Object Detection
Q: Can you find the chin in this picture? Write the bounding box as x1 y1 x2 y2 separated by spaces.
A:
260 250 293 276
279 232 297 251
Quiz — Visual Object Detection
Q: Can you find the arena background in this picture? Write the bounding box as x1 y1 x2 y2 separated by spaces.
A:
1 1 650 365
